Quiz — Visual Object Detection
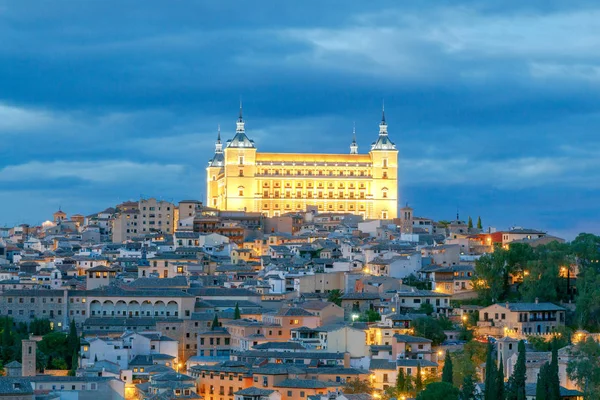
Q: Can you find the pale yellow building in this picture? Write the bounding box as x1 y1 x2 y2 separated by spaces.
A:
207 106 399 219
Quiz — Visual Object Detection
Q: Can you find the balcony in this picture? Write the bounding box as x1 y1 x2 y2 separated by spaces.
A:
528 317 557 322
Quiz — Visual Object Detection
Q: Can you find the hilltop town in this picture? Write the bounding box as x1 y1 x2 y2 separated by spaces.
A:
0 197 598 399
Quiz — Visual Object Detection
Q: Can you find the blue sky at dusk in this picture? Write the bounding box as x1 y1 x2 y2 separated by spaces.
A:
1 1 600 239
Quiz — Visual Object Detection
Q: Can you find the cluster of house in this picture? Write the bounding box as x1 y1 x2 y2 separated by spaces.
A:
0 201 581 400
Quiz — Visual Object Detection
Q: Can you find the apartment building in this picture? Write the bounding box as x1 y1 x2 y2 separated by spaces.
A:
478 300 566 335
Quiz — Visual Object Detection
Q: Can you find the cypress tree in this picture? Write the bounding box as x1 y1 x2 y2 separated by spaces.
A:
1 318 13 362
484 341 497 400
468 216 473 229
211 314 219 330
496 355 505 400
396 368 406 393
548 339 560 400
234 303 241 320
67 319 79 357
415 362 423 394
508 340 527 400
68 351 78 376
442 352 453 384
460 375 476 400
477 216 482 230
536 362 549 400
1 319 11 347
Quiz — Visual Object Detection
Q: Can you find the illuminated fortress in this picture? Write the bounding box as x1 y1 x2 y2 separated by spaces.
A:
206 106 398 219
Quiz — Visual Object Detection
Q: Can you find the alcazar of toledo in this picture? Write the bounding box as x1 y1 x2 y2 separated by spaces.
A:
206 105 399 219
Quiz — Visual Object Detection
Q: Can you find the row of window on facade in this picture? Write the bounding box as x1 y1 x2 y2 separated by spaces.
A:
261 202 368 212
256 169 373 176
265 181 367 189
38 383 97 391
141 206 171 211
7 296 65 303
261 190 374 198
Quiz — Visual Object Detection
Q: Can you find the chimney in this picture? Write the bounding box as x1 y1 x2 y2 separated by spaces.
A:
343 352 351 368
535 297 539 304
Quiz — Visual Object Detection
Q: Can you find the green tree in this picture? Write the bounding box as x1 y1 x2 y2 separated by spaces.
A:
415 363 423 394
1 317 14 361
68 351 78 376
38 332 70 363
381 386 397 400
468 217 473 229
342 378 374 394
527 328 571 351
473 249 508 304
396 368 406 393
417 382 459 400
413 316 447 345
403 274 431 290
234 303 241 320
460 375 476 400
574 266 600 330
570 233 600 269
496 355 505 400
477 216 482 230
50 357 68 370
567 337 600 399
67 319 79 368
418 302 434 316
507 340 527 400
442 351 454 384
536 362 550 400
327 289 343 306
451 341 487 387
484 341 497 400
548 339 560 400
457 324 474 342
211 314 219 330
358 309 381 323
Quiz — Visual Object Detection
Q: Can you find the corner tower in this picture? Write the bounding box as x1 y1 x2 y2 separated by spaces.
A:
206 126 225 208
222 103 257 211
369 105 398 219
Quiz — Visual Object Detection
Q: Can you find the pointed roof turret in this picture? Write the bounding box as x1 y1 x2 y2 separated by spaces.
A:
209 125 225 167
371 102 396 151
350 122 358 154
228 101 255 148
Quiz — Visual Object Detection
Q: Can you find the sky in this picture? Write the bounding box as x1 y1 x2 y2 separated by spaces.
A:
1 1 600 239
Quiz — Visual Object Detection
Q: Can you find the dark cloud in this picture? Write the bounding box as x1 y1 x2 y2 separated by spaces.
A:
0 0 599 238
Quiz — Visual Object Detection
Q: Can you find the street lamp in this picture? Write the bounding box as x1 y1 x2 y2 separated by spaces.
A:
351 314 359 322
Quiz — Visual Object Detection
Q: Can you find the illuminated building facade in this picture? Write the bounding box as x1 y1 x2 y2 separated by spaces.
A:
207 106 398 219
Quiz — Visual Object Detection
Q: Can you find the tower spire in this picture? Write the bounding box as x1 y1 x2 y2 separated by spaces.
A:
215 125 223 153
379 101 388 135
350 122 358 154
236 100 245 133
